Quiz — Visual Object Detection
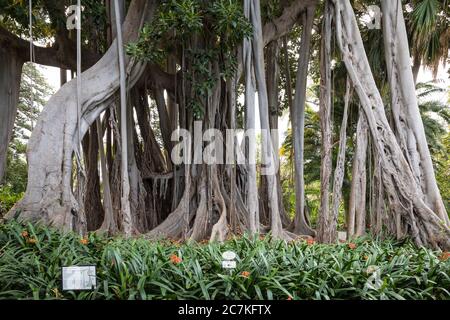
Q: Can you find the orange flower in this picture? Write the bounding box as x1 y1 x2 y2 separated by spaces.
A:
241 271 250 278
287 296 293 300
348 243 357 250
80 238 89 245
306 238 315 246
27 238 38 244
439 252 450 262
170 254 182 264
21 230 29 238
363 255 369 261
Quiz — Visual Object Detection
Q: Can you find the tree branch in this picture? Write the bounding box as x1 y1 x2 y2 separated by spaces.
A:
0 26 101 70
263 0 318 46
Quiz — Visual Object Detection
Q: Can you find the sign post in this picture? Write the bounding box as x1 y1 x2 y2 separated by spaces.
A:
62 266 97 291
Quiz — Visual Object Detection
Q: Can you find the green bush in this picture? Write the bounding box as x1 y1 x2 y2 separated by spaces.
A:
0 187 23 216
0 221 449 300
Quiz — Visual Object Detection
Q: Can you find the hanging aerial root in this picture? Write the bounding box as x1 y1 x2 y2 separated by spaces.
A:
145 168 195 240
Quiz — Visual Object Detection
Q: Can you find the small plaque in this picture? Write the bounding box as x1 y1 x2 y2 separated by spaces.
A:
62 266 96 291
222 260 237 269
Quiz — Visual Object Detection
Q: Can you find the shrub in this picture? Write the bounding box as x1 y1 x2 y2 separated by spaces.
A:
0 187 23 216
0 221 449 300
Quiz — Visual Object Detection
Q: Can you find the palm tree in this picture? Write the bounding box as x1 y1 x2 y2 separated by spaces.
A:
406 0 449 82
416 81 450 155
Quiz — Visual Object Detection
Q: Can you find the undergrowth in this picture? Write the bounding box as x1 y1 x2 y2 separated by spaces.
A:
0 220 449 300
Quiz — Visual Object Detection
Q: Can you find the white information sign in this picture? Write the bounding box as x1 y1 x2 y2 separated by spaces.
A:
222 251 237 270
62 266 96 291
222 260 237 269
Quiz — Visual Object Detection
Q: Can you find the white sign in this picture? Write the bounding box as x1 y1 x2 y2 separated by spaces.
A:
62 266 96 291
222 251 237 261
222 251 237 270
365 265 382 291
222 260 237 269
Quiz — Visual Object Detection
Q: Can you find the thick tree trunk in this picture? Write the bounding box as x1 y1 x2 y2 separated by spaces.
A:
369 142 385 236
317 1 335 243
266 40 291 229
6 0 153 230
381 0 448 225
114 0 133 237
96 117 117 234
127 100 147 233
0 48 23 183
82 122 104 231
330 77 351 234
291 7 316 237
331 0 450 249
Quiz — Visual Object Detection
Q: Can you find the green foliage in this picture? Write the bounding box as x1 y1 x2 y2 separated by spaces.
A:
127 0 252 119
16 64 53 141
1 221 449 300
0 0 108 51
280 106 322 222
0 187 23 216
434 131 450 213
415 82 450 213
0 0 53 40
2 148 27 195
407 0 449 73
1 64 53 215
127 0 251 63
208 0 253 49
416 82 450 154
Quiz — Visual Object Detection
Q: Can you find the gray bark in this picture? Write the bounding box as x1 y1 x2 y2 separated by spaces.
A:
291 7 316 236
96 116 116 234
267 40 291 228
6 0 153 230
0 48 23 183
347 108 368 238
332 0 450 249
381 0 448 225
317 1 334 243
250 0 290 240
243 0 259 235
330 76 351 235
114 0 133 236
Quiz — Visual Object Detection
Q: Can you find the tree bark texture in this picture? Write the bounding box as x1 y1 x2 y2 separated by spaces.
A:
332 0 450 249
